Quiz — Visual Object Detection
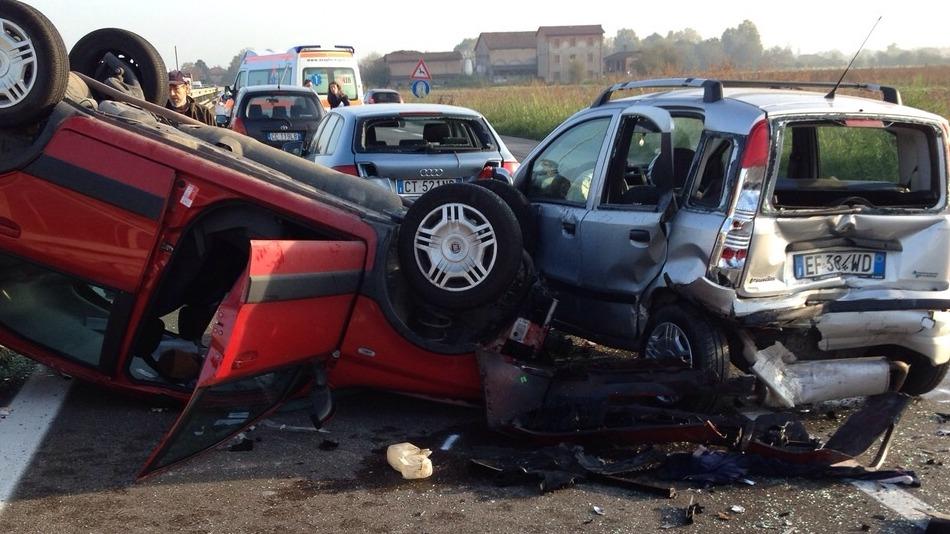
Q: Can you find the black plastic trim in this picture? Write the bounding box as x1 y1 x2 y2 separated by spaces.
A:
246 270 362 303
24 154 165 220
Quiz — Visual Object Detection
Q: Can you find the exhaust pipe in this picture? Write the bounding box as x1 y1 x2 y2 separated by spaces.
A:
750 343 898 408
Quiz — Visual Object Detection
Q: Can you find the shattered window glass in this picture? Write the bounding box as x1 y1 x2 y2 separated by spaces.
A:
773 120 940 209
144 366 306 473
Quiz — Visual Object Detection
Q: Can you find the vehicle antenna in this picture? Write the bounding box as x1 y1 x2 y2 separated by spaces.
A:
826 16 882 100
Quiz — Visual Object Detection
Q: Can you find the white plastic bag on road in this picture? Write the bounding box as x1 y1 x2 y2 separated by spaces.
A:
387 442 433 479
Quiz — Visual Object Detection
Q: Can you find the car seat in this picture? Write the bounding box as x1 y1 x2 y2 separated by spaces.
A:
290 104 308 119
248 104 263 119
272 106 288 119
423 123 450 144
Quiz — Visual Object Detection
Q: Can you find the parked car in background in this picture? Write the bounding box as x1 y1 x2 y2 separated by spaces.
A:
309 103 519 198
228 85 325 154
363 88 403 104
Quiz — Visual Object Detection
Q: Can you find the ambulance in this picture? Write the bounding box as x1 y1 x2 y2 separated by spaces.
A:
233 45 364 109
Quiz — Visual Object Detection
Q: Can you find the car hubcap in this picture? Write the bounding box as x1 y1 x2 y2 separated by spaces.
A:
413 203 497 292
645 321 693 403
0 18 37 109
645 322 694 365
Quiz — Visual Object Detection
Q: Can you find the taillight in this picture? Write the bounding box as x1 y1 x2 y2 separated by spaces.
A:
502 160 520 174
477 164 495 180
231 116 246 135
332 165 359 176
708 119 770 287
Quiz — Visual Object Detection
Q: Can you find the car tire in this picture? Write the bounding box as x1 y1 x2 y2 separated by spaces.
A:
0 0 69 127
642 303 731 412
68 28 168 105
889 350 949 395
398 183 524 310
473 179 537 254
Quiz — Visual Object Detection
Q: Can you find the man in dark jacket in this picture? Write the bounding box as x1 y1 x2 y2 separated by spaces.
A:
166 70 215 125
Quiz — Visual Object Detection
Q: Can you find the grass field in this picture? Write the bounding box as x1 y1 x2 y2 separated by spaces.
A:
418 65 950 140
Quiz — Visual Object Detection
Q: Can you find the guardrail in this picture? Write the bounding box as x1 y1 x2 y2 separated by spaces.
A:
191 86 221 105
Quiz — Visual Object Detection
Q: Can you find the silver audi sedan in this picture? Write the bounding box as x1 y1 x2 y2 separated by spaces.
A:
308 104 519 199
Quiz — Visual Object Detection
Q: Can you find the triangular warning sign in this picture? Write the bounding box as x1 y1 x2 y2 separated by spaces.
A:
410 59 431 80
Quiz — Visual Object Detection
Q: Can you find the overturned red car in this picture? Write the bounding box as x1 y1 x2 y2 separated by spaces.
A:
0 1 533 477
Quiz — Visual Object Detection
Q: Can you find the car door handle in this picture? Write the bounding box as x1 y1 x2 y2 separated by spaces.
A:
0 217 20 238
629 229 650 243
562 221 576 235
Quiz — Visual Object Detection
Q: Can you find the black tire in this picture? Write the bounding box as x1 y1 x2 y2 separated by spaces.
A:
398 183 523 310
889 350 949 395
473 179 538 254
642 304 731 412
0 0 69 127
68 28 168 105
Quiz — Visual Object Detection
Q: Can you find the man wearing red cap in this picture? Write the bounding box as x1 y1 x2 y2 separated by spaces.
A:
165 70 215 125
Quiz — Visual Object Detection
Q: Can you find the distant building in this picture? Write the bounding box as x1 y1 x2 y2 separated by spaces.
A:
604 50 640 76
474 31 537 80
537 25 605 83
383 50 464 85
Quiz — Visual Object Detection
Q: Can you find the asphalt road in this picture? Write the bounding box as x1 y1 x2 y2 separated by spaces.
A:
0 371 948 533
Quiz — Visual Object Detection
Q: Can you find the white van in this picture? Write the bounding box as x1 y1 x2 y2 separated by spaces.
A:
232 45 364 109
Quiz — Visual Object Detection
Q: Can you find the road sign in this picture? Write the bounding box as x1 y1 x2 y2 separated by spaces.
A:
411 59 431 80
411 80 431 99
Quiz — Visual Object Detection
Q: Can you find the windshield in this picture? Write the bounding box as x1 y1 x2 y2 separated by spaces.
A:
357 116 495 153
771 119 942 210
302 68 358 99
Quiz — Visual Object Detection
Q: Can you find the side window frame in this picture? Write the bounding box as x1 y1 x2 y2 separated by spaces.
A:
684 132 741 213
525 115 614 207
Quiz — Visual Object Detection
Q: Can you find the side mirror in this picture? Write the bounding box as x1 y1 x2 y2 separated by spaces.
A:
490 167 514 185
215 114 230 127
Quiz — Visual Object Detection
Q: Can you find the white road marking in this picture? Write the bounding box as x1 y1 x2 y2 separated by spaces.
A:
0 367 71 515
852 481 935 529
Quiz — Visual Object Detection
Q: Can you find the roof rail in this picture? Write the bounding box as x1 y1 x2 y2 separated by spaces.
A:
592 77 902 107
290 45 356 54
717 80 901 105
591 78 723 107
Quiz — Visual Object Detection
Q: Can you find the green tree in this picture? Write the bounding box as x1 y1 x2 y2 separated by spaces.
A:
567 60 585 83
721 20 763 68
224 49 249 86
454 37 476 58
612 28 639 53
360 53 390 87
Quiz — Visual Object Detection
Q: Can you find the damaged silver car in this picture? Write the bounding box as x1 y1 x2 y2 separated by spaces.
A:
506 78 950 408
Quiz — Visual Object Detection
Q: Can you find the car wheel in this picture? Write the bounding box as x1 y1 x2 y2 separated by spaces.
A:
0 0 68 127
473 179 538 254
68 28 168 105
398 183 523 310
888 350 949 395
643 304 730 412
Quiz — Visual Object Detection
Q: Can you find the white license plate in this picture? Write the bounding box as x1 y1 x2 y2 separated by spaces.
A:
397 178 459 195
793 250 886 280
267 132 302 142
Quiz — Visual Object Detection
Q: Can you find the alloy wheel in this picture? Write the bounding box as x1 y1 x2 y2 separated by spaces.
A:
0 17 37 109
412 202 497 292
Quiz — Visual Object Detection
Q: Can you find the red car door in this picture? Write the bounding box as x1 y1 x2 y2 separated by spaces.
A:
0 126 175 373
138 239 365 478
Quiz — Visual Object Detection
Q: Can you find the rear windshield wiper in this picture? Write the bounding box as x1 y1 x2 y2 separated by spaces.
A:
832 196 878 208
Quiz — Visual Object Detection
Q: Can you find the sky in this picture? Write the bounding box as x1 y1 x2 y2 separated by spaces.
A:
22 0 950 69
